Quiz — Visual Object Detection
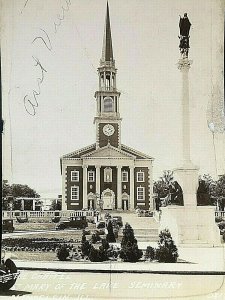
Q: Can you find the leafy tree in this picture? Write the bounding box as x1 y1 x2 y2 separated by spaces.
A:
11 184 40 198
106 220 116 243
153 170 174 199
50 199 62 211
155 229 178 263
120 223 143 262
213 175 225 210
2 182 40 199
154 170 183 206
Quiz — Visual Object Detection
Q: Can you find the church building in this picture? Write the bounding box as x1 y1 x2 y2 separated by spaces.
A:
61 3 154 211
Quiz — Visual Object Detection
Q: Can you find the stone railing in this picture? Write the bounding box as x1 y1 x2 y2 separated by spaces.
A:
215 210 225 219
2 210 95 219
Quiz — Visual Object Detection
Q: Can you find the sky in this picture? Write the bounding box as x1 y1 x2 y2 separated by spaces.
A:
1 0 224 197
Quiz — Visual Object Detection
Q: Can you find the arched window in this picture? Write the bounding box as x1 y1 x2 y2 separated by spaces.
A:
103 97 113 112
104 167 112 182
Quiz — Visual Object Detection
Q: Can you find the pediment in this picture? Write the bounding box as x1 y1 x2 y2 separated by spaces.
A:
62 143 96 159
81 145 135 159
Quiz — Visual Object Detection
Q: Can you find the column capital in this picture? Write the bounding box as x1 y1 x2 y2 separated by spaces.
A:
82 165 88 169
95 165 101 169
116 165 122 169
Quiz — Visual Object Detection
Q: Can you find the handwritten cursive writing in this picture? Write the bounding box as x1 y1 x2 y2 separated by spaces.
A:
21 0 30 14
22 0 72 116
23 56 47 116
54 0 71 33
32 29 52 51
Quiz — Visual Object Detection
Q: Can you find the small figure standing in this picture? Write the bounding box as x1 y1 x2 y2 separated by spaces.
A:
179 13 191 58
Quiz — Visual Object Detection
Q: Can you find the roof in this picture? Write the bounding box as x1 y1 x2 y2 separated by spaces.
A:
61 143 154 161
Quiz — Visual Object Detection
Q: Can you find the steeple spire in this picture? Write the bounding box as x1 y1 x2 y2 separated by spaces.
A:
101 2 114 63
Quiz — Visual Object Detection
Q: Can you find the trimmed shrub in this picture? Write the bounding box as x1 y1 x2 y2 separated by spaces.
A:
145 246 155 261
106 221 116 243
91 232 101 244
120 223 143 262
56 246 70 261
155 229 178 263
81 234 91 257
107 245 120 259
215 216 223 223
88 245 107 262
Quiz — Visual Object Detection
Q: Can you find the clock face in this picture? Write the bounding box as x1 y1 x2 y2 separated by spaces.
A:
103 124 115 136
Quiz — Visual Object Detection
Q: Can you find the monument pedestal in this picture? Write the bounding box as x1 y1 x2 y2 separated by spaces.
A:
160 206 221 247
160 166 221 247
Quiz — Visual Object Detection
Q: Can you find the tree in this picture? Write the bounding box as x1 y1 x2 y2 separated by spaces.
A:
56 245 70 261
155 229 178 263
2 182 40 198
2 182 40 210
120 223 143 262
213 175 225 210
154 170 183 206
153 170 175 198
11 184 40 198
106 220 116 243
50 199 62 210
81 233 91 257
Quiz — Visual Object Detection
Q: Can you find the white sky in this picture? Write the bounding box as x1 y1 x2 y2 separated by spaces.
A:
1 0 224 197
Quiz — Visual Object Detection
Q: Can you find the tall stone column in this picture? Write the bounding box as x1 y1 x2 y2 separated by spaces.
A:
82 165 88 209
178 58 192 167
129 166 134 209
117 166 122 209
95 165 101 199
176 58 199 207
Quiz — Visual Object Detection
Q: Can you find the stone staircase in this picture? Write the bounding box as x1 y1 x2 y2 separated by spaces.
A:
133 227 159 242
114 212 160 243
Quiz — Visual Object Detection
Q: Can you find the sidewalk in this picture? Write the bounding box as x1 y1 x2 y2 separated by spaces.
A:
13 245 225 274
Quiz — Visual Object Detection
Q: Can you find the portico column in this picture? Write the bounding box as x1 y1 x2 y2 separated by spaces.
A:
129 166 134 209
21 199 25 211
117 166 122 209
32 199 36 211
83 165 88 209
95 165 101 199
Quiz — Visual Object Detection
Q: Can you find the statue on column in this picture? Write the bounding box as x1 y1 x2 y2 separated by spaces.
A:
179 13 191 58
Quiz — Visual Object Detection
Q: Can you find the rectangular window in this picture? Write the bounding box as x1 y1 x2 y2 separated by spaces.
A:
122 171 128 182
137 171 144 182
137 187 145 201
88 171 95 182
71 171 79 182
71 186 79 201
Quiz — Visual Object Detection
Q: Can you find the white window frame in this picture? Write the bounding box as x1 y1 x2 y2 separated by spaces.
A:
137 171 144 182
71 170 79 182
122 171 128 182
137 187 145 201
88 171 95 182
71 186 79 201
104 167 112 182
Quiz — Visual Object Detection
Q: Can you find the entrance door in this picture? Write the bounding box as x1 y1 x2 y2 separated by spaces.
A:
103 191 113 210
122 200 128 210
88 199 95 209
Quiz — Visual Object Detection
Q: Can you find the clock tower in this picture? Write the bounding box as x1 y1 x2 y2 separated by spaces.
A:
94 2 121 149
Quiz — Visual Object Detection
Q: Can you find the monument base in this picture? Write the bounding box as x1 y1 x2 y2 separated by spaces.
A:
160 206 221 247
